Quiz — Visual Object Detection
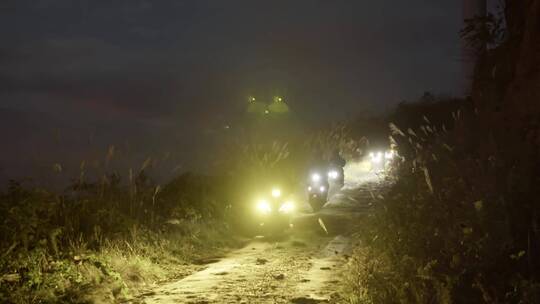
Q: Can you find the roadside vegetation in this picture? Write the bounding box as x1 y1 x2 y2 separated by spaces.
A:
345 95 540 303
344 3 540 302
0 166 241 303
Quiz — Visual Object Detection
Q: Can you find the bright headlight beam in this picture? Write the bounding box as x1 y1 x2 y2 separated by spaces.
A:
319 186 326 192
311 173 321 183
279 201 295 213
256 200 271 214
370 151 383 163
328 170 339 179
271 188 282 198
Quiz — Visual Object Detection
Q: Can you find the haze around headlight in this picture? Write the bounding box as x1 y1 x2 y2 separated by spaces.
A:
279 201 295 213
256 199 271 214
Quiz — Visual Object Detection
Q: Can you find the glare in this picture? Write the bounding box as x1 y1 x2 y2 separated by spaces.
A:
385 150 395 160
328 170 339 179
311 173 321 183
279 201 295 213
256 200 271 214
319 186 326 192
307 186 312 191
370 151 383 163
271 188 282 198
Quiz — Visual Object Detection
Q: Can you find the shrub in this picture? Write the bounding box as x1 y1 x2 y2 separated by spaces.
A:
345 104 540 303
0 169 237 303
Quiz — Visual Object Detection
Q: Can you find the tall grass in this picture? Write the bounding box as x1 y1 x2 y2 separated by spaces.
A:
0 155 238 303
344 103 540 303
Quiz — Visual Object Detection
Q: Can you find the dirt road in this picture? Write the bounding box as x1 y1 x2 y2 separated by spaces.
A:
138 232 350 304
138 161 382 304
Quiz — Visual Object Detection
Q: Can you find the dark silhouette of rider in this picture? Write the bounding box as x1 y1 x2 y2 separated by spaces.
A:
329 149 345 168
328 149 345 186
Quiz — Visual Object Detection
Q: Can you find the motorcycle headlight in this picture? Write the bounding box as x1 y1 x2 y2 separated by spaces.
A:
328 170 339 179
256 199 271 214
311 173 321 183
279 201 295 213
271 188 282 198
370 151 383 163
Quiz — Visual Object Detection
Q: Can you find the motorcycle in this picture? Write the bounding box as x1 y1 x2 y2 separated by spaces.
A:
252 186 296 236
307 169 329 212
368 149 395 172
327 165 344 188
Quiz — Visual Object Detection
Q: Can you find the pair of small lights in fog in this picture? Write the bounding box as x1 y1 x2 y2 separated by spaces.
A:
369 150 395 163
312 171 339 182
256 199 295 214
308 186 326 193
328 170 339 179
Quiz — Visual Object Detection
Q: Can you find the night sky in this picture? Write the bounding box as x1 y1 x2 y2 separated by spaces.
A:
0 0 463 184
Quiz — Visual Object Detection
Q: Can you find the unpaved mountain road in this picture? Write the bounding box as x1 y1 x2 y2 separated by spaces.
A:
138 162 384 304
139 233 351 304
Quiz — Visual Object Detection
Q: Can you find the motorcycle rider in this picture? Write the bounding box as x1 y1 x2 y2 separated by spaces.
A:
327 149 345 197
306 149 329 212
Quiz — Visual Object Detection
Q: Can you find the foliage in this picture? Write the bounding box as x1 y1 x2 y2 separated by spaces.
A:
344 101 540 303
305 123 368 161
461 12 507 53
0 168 238 303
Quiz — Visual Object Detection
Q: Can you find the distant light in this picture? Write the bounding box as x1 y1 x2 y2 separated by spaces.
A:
370 151 383 163
256 200 271 214
319 186 326 192
311 173 321 183
271 188 282 198
328 170 339 179
264 110 269 114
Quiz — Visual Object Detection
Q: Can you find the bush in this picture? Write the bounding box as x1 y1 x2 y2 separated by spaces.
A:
345 104 540 303
0 170 238 303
